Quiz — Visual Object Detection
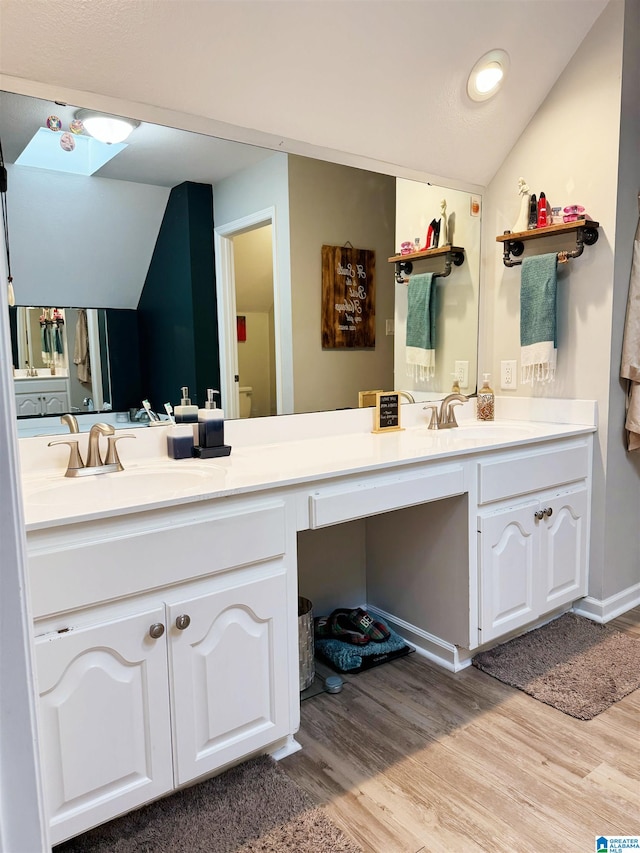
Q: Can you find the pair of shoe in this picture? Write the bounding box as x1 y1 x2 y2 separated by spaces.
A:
314 608 391 646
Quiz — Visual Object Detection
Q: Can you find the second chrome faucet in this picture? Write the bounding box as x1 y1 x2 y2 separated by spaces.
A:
49 422 136 477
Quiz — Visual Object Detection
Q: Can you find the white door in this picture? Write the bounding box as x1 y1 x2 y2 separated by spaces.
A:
478 501 538 643
538 485 588 612
35 607 173 845
168 570 290 785
215 208 293 418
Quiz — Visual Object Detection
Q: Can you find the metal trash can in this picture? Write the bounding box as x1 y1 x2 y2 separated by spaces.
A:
298 596 315 691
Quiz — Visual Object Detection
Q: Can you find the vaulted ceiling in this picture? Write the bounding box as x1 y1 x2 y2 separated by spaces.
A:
0 0 609 187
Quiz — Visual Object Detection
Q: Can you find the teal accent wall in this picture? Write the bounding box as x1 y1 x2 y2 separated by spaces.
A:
138 181 220 410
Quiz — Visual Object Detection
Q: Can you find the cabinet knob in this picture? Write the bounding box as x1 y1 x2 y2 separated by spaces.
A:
149 623 165 639
544 507 553 518
175 614 191 630
534 509 545 520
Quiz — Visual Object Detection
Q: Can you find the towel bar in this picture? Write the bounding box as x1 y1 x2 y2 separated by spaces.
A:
496 219 599 268
388 245 465 284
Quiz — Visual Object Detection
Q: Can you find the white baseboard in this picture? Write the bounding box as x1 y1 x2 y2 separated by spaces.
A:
573 583 640 623
366 604 472 673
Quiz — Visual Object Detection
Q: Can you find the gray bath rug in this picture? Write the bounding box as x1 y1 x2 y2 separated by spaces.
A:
472 612 640 719
54 754 362 853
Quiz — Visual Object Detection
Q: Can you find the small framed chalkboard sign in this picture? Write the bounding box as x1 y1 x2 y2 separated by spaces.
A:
372 391 403 434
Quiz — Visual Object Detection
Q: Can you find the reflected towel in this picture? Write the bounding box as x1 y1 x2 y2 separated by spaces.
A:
74 308 91 384
621 219 640 450
406 272 436 380
520 253 557 384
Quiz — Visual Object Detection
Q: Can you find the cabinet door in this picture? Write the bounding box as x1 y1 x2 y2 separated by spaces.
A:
35 607 173 845
478 501 538 643
42 391 69 414
15 392 41 416
538 485 588 612
168 570 290 785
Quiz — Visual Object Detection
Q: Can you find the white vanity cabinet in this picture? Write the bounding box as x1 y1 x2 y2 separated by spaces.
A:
29 497 295 845
476 440 590 644
35 606 174 845
15 378 69 416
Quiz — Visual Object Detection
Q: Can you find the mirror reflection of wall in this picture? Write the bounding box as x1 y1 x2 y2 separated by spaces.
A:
394 180 481 397
3 89 481 430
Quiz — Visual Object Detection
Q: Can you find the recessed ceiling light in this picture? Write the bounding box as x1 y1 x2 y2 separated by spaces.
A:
74 109 140 144
467 49 509 102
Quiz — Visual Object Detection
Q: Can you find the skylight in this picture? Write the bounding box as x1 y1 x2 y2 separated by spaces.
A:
15 128 127 176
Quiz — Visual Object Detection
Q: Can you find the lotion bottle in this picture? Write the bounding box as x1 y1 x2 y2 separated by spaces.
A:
174 386 198 423
197 389 224 448
477 374 495 421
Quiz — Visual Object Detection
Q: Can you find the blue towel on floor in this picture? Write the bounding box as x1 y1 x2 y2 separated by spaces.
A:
315 627 409 672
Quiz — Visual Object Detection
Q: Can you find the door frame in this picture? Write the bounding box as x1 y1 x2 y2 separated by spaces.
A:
214 207 293 419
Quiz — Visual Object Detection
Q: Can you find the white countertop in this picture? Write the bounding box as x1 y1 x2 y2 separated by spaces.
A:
20 404 596 531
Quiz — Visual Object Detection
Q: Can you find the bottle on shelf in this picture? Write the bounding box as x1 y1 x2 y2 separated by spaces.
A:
537 191 548 228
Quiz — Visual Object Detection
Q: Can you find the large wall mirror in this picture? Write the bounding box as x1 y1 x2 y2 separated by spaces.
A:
1 90 480 434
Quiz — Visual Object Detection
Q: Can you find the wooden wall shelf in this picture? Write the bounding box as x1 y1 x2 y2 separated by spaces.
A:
497 219 599 267
388 245 465 283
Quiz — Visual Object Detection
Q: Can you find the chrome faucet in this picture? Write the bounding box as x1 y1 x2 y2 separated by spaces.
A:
424 393 469 430
48 422 136 477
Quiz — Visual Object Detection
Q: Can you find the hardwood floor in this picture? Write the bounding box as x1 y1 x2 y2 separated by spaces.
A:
281 608 640 853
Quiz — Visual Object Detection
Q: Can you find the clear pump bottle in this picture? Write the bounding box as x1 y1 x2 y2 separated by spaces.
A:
477 374 495 421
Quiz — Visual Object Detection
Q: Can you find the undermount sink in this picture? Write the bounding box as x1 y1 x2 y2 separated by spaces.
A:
24 466 218 507
453 423 538 440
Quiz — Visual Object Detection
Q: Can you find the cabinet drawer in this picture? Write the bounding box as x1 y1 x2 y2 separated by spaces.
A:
309 464 464 528
478 441 590 505
29 500 287 618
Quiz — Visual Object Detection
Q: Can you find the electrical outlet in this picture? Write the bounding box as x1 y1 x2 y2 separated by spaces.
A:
385 319 394 336
454 360 469 389
501 359 517 390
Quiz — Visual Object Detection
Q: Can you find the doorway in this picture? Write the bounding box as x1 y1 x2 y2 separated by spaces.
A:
214 208 292 419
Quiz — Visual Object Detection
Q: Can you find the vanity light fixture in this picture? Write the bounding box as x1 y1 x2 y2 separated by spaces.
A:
467 49 509 102
74 109 140 144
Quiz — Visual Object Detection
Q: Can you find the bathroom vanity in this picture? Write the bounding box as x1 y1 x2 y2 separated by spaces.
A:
20 398 595 844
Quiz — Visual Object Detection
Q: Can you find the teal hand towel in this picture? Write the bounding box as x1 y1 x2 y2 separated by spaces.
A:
406 272 436 380
520 253 557 384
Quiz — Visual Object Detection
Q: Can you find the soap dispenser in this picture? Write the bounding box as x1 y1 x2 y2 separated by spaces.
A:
174 387 198 423
477 374 495 421
192 388 231 459
198 389 224 447
451 373 461 394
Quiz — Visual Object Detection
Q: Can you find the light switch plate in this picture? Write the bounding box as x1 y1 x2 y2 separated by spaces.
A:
501 359 517 390
385 319 394 336
454 360 469 389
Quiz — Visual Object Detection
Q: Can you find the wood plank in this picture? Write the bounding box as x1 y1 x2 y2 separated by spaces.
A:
495 219 599 242
283 607 640 853
387 245 464 263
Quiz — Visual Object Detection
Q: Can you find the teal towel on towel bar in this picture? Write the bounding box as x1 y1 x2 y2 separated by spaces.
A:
406 272 436 380
520 253 558 384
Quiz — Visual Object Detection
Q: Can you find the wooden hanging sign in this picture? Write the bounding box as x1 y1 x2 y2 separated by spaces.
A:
321 244 376 348
372 391 403 434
